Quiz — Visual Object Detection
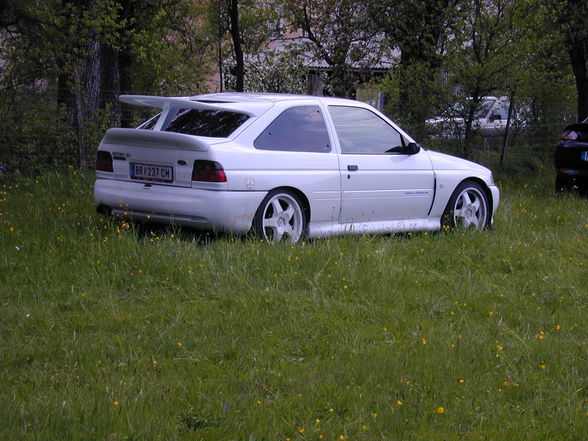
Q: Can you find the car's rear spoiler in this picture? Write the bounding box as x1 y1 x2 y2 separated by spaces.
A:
101 128 212 151
119 95 270 117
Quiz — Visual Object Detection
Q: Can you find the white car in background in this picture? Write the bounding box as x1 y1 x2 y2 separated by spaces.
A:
426 96 515 138
94 93 499 243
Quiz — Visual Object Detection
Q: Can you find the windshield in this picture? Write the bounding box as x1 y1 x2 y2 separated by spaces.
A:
444 98 497 119
474 99 496 118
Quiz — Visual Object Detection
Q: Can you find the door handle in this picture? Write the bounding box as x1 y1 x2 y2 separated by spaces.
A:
347 165 359 171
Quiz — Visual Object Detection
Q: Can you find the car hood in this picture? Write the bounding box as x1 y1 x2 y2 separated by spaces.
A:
426 149 492 174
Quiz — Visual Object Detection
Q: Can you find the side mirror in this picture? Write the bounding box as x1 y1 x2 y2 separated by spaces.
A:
489 113 502 122
386 142 421 155
406 142 420 155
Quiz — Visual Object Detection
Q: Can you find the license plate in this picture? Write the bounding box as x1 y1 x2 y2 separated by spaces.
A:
130 162 173 182
582 151 588 161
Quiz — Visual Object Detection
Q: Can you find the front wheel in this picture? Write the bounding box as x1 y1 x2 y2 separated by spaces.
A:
253 190 307 243
555 174 570 194
442 181 490 230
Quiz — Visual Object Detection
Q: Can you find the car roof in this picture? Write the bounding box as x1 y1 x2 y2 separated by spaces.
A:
189 92 359 106
120 92 375 122
120 92 367 117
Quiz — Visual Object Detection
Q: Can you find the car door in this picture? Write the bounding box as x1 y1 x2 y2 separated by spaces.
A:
482 100 510 136
327 105 435 223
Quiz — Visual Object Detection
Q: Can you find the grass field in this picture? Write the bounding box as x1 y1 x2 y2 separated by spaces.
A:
1 168 587 440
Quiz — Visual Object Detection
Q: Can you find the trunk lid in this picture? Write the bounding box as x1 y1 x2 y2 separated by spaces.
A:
99 129 220 188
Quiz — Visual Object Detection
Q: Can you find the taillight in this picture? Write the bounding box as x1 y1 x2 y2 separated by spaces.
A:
191 160 227 182
562 130 578 140
96 151 113 172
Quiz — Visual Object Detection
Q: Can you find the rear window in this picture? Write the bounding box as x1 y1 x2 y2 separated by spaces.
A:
163 108 249 137
138 113 160 129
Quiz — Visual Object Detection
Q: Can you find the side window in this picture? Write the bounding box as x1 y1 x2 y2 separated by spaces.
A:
254 106 331 152
328 106 404 154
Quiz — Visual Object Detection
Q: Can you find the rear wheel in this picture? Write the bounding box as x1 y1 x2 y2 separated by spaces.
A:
556 174 588 195
442 180 490 230
555 174 570 194
253 190 306 243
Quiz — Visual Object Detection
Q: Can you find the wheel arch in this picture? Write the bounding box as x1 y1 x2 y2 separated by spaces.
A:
264 186 311 224
459 176 494 216
440 177 492 230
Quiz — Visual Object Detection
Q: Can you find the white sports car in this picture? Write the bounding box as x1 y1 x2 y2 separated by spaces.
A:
94 93 499 243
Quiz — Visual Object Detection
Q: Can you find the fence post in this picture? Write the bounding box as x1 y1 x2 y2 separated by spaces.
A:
500 92 515 167
72 64 87 170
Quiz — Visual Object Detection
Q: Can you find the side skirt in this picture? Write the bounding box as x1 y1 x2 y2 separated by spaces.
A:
306 217 442 239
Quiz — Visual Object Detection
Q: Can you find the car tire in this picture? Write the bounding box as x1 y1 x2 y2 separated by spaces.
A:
441 180 490 230
555 174 569 194
253 189 307 243
556 174 588 196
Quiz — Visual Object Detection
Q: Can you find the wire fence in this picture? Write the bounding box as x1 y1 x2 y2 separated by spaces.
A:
0 89 572 175
0 88 156 174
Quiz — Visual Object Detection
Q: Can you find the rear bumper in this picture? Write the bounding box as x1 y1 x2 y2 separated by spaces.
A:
555 142 588 174
94 178 267 233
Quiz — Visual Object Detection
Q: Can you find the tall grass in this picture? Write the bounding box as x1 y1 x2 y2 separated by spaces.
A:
1 168 586 440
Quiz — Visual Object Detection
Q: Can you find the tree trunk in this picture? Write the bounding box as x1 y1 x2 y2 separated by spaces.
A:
328 61 353 98
500 92 515 167
83 38 102 118
568 41 588 121
462 91 482 159
228 0 244 92
218 24 224 92
117 0 138 126
63 0 102 168
462 106 476 159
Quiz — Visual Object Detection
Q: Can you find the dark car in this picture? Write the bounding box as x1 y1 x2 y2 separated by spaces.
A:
555 117 588 195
